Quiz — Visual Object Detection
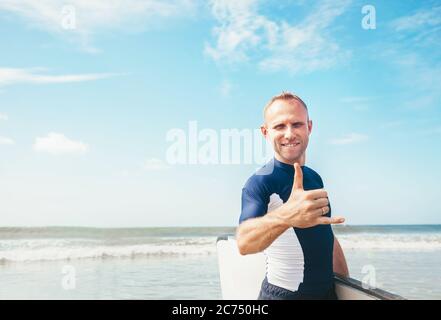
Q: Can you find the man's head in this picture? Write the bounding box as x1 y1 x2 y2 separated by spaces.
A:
261 92 313 165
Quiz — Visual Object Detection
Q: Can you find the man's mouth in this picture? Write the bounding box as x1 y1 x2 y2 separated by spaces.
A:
281 142 300 147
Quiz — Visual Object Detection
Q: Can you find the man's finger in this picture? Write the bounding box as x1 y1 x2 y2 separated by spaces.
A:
310 197 329 210
305 189 328 200
293 163 304 190
318 216 345 225
313 206 330 217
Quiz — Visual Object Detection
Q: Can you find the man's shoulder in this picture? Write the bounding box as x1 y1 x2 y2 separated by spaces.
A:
243 171 272 192
243 162 278 193
303 165 324 186
303 165 321 177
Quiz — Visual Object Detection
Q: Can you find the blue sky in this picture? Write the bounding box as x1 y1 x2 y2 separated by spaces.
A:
0 0 440 227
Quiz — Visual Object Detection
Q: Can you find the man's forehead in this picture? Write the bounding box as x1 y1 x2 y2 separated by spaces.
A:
264 99 308 124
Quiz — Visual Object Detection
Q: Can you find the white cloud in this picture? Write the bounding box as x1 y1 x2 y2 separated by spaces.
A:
0 0 196 51
380 5 441 110
0 113 8 120
0 136 15 145
391 6 441 32
205 0 275 62
390 6 441 50
33 132 89 155
205 0 351 74
0 67 117 87
144 158 170 170
330 133 368 145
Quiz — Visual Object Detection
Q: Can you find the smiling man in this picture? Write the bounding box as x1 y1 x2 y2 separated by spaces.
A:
236 92 349 300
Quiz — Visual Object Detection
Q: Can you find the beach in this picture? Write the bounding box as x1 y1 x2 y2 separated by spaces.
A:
0 225 440 299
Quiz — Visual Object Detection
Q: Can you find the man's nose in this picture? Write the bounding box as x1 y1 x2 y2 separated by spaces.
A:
283 126 294 139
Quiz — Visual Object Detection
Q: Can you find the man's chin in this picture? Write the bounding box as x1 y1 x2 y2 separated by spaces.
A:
276 153 301 164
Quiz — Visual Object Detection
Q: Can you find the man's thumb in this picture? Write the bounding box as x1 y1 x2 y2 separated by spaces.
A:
293 163 304 190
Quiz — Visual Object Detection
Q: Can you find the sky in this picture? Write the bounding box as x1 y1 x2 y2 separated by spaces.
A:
0 0 440 227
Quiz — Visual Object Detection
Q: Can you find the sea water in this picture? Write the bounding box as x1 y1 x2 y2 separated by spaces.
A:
0 225 440 299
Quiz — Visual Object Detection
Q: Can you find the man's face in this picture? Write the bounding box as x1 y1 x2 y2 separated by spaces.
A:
261 99 312 165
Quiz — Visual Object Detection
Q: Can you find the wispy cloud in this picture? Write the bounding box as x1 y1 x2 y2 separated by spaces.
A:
383 51 441 109
330 133 368 145
0 0 196 51
391 6 441 32
205 0 352 74
144 158 170 171
382 5 441 109
0 136 14 145
390 5 441 53
0 113 8 120
205 0 274 63
0 67 117 87
390 5 441 51
33 132 89 155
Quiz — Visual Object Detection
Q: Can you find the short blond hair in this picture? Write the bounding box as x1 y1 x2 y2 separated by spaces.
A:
263 91 308 120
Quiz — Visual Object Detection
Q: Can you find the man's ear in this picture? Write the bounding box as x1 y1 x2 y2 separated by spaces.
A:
260 125 267 138
308 120 313 134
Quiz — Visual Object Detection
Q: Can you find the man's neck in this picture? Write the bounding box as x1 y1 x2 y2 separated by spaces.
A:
274 153 306 166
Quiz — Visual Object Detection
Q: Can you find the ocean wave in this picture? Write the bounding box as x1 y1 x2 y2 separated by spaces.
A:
0 237 217 263
1 233 441 263
338 234 441 250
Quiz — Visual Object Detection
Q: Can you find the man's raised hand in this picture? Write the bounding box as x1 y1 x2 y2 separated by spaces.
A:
278 163 345 228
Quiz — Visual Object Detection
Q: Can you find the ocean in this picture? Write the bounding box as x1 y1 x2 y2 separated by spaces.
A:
0 225 440 300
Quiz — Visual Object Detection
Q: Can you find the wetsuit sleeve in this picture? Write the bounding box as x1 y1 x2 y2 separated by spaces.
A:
239 186 268 224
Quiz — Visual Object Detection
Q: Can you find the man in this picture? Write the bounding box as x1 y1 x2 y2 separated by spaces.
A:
237 92 349 300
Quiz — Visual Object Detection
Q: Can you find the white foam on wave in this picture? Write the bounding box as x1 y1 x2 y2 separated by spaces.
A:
337 234 441 250
0 237 217 263
1 233 441 263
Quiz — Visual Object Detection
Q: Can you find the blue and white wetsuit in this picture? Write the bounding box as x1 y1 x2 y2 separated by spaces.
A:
240 158 335 299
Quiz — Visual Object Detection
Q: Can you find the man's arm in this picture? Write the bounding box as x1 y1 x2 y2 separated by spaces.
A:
236 208 291 255
237 163 345 255
333 236 349 277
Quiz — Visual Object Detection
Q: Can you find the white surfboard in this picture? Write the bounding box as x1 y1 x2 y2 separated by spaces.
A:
216 235 405 300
